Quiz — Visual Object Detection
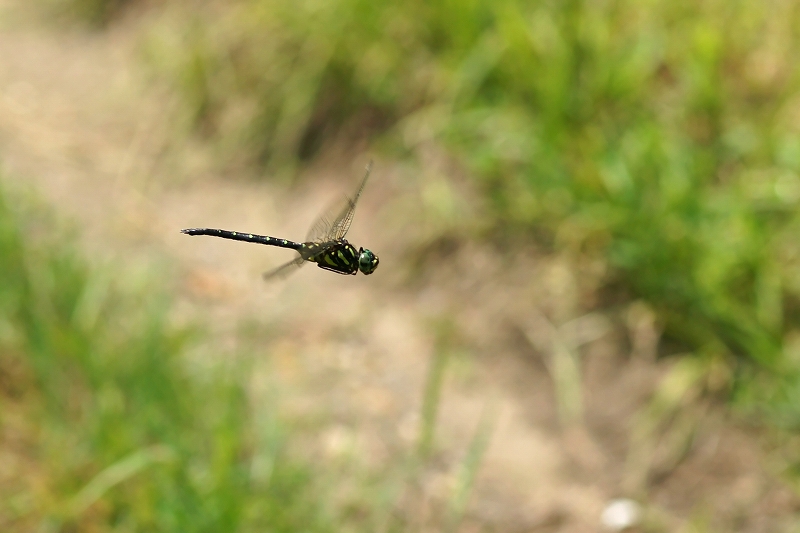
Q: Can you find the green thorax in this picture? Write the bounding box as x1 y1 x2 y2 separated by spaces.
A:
301 240 360 275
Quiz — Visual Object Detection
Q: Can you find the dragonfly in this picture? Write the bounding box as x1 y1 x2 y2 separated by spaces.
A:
182 162 379 279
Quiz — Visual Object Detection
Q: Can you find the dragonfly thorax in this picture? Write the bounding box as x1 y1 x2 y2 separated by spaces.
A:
301 240 378 276
303 239 361 275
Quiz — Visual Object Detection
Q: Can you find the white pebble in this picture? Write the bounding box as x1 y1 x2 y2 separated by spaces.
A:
600 498 641 531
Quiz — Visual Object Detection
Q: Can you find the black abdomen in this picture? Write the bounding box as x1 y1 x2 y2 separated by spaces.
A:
181 228 301 250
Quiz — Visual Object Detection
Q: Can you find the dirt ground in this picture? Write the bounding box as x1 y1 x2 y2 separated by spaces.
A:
1 4 798 532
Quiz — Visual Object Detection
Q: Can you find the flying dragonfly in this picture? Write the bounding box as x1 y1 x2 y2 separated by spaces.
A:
182 162 379 279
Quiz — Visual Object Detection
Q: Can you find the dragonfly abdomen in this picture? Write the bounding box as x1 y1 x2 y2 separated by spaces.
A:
181 228 302 250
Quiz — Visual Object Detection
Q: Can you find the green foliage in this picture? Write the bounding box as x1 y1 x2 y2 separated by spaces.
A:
0 186 333 531
160 0 800 390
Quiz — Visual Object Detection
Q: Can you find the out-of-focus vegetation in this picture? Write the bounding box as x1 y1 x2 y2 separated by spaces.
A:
0 183 340 531
145 0 800 419
47 0 134 27
0 175 485 531
44 0 800 523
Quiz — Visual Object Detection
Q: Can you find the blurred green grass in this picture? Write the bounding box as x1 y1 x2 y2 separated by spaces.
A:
0 180 487 531
0 183 342 531
143 0 800 418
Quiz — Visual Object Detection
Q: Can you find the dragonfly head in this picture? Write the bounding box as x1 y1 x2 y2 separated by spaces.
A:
358 248 379 275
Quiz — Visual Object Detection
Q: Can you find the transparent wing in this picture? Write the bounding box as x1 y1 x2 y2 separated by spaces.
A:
305 160 373 242
330 160 372 240
305 210 334 243
262 255 306 281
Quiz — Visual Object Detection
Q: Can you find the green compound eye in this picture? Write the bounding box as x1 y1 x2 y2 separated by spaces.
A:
358 249 379 275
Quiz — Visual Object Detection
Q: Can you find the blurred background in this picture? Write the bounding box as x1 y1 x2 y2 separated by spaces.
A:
2 0 800 531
